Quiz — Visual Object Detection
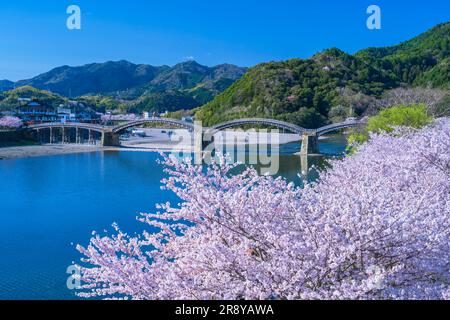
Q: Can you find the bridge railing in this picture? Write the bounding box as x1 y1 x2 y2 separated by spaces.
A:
26 122 108 132
24 117 368 138
112 118 195 134
316 119 365 136
210 118 306 135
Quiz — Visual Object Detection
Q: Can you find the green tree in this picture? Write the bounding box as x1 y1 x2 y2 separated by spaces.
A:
367 104 432 133
348 104 432 146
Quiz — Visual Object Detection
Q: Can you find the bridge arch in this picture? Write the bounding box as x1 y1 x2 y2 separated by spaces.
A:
316 119 366 136
209 118 306 135
26 122 108 134
25 122 110 145
112 118 195 134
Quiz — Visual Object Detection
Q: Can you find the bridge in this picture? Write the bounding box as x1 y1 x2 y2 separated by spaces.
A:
23 117 366 155
26 122 118 146
112 118 195 134
209 118 306 135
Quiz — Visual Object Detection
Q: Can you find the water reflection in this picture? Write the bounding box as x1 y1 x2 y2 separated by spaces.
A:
222 134 348 185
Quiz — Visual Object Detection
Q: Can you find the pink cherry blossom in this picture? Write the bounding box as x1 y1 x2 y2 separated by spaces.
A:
76 118 450 300
0 116 23 129
101 114 138 123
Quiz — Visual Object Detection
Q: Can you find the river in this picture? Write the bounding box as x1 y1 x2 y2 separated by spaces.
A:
0 134 347 299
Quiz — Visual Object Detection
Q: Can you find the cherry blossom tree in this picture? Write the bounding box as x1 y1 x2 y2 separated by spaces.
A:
101 113 138 124
0 116 23 129
76 118 450 300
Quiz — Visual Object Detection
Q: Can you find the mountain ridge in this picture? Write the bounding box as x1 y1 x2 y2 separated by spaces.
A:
8 60 247 98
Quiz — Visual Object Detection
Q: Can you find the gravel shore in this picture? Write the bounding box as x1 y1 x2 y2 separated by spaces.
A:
0 145 112 160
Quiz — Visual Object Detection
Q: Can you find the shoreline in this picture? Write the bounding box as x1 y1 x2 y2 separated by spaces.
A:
0 133 336 160
0 144 114 160
0 142 201 160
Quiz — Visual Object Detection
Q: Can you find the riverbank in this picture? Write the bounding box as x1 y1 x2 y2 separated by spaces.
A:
0 145 113 160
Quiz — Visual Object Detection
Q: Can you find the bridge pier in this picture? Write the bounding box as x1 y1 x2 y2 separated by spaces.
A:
101 131 120 147
36 129 41 144
88 130 93 145
300 133 319 156
193 125 205 164
49 127 54 144
300 154 308 177
75 128 80 144
61 127 66 144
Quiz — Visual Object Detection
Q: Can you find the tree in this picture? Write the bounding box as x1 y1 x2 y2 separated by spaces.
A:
76 118 450 300
366 104 432 133
0 116 23 129
374 87 447 117
349 104 432 144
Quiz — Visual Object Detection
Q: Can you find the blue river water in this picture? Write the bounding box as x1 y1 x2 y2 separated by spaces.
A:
0 136 347 300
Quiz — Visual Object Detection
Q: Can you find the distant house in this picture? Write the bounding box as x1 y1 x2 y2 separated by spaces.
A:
17 98 32 105
57 106 76 123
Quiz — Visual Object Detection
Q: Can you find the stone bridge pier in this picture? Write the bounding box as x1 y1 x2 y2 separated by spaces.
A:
300 132 319 156
101 131 121 147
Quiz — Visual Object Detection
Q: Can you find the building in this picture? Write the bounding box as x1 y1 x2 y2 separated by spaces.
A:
57 106 76 123
16 99 102 124
17 102 58 123
17 98 32 104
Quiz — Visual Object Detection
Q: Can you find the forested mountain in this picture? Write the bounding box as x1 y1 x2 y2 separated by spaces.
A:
15 60 168 97
0 80 14 92
2 60 246 114
125 61 247 113
196 23 450 128
356 22 450 88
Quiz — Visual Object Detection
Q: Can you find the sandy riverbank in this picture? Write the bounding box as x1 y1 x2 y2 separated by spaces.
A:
0 145 115 160
0 142 197 160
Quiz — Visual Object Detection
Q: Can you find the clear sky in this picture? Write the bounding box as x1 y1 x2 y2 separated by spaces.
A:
1 0 449 80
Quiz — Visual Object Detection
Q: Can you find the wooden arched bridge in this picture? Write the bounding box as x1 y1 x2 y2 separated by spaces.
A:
24 117 366 155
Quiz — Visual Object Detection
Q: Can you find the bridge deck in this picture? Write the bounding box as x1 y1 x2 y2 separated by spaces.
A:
27 122 109 133
25 118 366 137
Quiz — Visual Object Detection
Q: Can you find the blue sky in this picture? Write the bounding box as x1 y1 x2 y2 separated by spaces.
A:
1 0 449 80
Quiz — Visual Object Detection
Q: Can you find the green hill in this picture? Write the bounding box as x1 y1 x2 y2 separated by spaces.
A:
356 22 450 87
0 86 66 111
196 23 450 127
